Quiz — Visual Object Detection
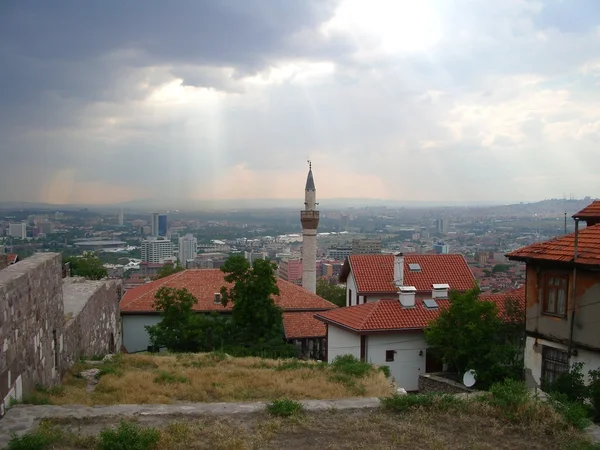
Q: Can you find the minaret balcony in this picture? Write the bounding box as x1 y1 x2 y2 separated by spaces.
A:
301 210 320 229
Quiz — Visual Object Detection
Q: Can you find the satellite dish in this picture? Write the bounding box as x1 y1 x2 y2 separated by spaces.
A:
463 369 477 388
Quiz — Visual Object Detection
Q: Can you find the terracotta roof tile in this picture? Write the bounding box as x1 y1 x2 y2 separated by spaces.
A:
315 287 524 332
283 312 326 339
343 254 475 293
120 269 336 313
507 224 600 266
315 299 448 331
573 200 600 220
481 286 525 320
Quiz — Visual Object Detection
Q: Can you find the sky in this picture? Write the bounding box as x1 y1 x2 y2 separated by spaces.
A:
1 0 599 206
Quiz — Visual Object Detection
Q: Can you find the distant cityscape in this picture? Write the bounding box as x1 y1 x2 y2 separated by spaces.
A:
0 188 595 296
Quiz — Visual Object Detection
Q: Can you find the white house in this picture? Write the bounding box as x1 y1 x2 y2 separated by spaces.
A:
339 253 476 307
316 252 480 391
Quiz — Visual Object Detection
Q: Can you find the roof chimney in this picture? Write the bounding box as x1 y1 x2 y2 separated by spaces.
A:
394 253 404 287
399 286 416 308
432 284 450 299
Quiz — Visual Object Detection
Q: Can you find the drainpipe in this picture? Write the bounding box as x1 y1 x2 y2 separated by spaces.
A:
567 219 579 363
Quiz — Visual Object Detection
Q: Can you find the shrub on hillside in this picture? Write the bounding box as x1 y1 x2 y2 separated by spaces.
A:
266 398 304 417
331 355 373 378
543 363 588 403
98 421 160 450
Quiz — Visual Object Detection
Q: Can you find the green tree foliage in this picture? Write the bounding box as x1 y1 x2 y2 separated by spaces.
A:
424 287 524 388
492 264 511 273
220 255 283 344
146 256 296 358
145 287 205 352
153 262 185 280
316 279 346 307
65 252 107 280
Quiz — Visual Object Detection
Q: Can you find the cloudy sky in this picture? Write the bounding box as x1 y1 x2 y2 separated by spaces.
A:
1 0 599 205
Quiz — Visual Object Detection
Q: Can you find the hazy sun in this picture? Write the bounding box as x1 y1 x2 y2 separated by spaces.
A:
324 0 442 54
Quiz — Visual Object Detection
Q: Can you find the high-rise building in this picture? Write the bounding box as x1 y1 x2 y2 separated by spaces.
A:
150 212 160 237
278 258 303 285
433 242 450 254
158 214 168 237
301 162 319 294
351 238 382 254
435 217 448 234
328 247 352 261
8 222 27 239
118 209 124 226
244 251 267 264
178 234 198 265
141 238 174 264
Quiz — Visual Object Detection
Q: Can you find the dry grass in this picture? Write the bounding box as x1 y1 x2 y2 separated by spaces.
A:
38 406 599 450
46 353 392 405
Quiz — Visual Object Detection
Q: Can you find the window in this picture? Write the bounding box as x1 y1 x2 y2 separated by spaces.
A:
385 350 395 362
543 275 568 316
542 346 569 384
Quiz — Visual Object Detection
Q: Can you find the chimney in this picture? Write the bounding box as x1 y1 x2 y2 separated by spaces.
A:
399 286 416 308
432 284 450 299
393 253 404 287
214 292 222 304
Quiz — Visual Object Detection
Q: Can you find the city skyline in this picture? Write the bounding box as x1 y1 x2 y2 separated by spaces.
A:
1 1 599 205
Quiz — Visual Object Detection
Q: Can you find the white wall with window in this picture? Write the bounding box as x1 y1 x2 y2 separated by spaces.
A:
524 336 600 388
366 333 427 391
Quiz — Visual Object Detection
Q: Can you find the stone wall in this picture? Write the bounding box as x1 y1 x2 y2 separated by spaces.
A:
63 278 121 361
418 373 474 394
0 254 66 415
0 254 121 416
0 254 9 271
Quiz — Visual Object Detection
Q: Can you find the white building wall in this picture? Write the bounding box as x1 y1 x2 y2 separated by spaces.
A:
524 336 600 387
366 333 427 391
122 315 162 353
327 325 360 363
346 272 358 306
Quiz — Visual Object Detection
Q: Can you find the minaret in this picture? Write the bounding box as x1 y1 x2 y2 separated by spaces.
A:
301 161 319 293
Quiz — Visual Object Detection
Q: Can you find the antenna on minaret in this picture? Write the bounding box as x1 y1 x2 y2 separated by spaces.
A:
307 159 311 170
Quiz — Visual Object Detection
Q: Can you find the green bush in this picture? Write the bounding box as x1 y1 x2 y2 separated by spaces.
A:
378 365 391 378
328 373 366 395
153 371 189 384
7 432 53 450
548 392 593 430
98 421 160 450
20 394 51 405
266 398 304 417
543 363 587 403
98 366 124 378
331 355 373 378
487 379 529 410
588 368 600 421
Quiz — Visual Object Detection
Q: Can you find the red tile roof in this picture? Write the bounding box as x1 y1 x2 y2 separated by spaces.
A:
573 200 600 221
315 287 524 332
481 286 525 320
120 269 336 313
340 254 475 293
283 312 326 339
315 299 448 332
507 224 600 266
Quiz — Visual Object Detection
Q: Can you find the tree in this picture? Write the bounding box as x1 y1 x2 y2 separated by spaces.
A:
65 252 107 280
316 279 346 307
424 287 524 388
492 264 511 273
153 262 185 280
145 287 205 352
219 255 283 345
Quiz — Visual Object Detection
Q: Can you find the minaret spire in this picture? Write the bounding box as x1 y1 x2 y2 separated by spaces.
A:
301 162 319 294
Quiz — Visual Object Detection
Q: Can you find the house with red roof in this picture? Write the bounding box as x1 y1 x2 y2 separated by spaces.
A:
507 201 600 388
119 269 336 357
313 253 477 391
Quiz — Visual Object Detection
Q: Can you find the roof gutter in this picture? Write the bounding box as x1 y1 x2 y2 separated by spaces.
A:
568 219 580 363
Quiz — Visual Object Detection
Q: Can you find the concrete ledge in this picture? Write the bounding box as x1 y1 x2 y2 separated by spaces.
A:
0 398 382 447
